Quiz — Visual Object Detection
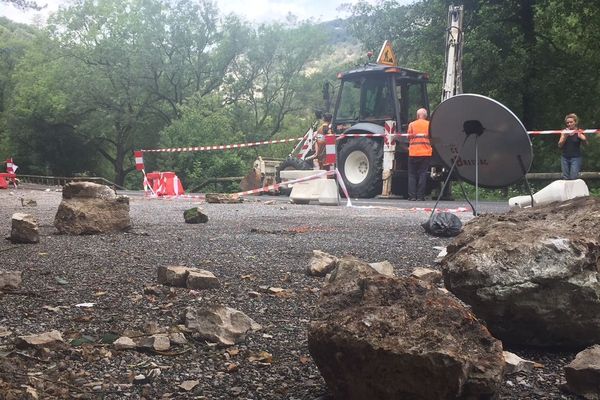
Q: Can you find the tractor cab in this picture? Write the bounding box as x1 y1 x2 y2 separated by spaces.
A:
333 64 430 136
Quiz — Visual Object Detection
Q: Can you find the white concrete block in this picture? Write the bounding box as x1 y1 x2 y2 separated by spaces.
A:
509 179 589 208
318 179 339 206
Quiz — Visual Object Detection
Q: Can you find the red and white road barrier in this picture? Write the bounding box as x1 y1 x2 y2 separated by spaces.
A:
134 151 144 171
5 158 18 174
139 137 303 153
325 135 336 166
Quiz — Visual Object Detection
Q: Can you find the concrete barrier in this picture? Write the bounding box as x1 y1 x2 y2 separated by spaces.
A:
509 179 589 208
318 179 339 206
279 170 338 205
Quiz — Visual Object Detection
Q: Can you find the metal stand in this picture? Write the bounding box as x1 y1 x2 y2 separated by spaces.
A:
428 120 486 224
517 154 535 207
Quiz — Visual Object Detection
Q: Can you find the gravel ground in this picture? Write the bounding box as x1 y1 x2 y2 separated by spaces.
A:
0 186 578 399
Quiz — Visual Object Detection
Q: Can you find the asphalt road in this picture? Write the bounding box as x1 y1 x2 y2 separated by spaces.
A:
119 188 509 215
14 182 510 215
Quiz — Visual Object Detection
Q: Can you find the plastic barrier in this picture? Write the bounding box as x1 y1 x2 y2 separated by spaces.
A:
0 173 17 189
508 179 589 208
146 171 185 196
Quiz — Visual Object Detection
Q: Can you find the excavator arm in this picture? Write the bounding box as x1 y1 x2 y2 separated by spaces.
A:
442 5 464 102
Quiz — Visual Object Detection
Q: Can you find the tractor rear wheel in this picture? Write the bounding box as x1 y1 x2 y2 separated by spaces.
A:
338 137 383 198
276 157 312 195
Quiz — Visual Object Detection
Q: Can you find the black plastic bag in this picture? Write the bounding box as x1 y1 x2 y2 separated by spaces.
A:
422 212 462 237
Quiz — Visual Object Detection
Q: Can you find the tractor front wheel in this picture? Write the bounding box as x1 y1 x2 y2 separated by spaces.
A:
338 138 383 198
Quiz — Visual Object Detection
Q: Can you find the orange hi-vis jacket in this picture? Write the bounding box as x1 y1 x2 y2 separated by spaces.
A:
407 119 432 157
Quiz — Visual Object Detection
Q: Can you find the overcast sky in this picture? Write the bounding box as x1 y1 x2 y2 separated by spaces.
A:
0 0 402 25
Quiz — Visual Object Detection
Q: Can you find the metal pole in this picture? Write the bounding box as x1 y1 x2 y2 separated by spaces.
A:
475 135 479 216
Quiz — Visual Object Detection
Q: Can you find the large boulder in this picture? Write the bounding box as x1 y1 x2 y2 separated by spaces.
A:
54 182 131 234
308 256 504 400
442 196 600 347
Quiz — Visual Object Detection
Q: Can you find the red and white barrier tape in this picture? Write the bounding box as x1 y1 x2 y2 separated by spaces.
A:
527 129 600 135
337 133 422 140
139 128 600 154
411 206 470 213
350 205 471 213
334 168 352 207
140 137 303 153
143 193 206 200
338 129 600 139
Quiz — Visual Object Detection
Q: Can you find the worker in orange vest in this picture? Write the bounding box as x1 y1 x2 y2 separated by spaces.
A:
312 113 333 170
407 108 432 201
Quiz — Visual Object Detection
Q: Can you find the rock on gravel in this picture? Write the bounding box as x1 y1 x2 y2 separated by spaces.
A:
0 187 580 399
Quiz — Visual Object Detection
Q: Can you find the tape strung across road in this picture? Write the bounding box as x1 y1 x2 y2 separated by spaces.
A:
136 128 600 154
139 137 303 153
348 205 472 213
527 129 600 135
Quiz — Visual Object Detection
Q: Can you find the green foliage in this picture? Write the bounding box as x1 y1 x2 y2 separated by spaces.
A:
225 21 328 140
155 93 246 189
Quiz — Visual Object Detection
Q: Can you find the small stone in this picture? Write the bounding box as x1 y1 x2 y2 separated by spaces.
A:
17 330 63 347
114 337 137 350
0 271 22 289
183 207 209 224
503 351 535 374
307 250 338 277
10 213 39 243
157 266 189 287
186 270 220 290
565 344 600 399
248 291 261 298
205 193 242 204
152 334 170 351
143 285 163 296
368 261 395 277
133 374 146 385
169 332 187 346
410 267 443 285
143 321 162 334
179 380 199 391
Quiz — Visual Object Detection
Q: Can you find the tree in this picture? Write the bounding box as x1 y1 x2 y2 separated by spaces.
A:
8 0 247 185
1 0 43 10
225 21 327 141
155 93 248 190
0 17 38 161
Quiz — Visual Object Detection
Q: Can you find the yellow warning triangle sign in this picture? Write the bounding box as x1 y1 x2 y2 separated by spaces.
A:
376 40 397 66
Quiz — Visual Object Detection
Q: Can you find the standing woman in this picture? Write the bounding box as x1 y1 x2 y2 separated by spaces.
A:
558 113 587 180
